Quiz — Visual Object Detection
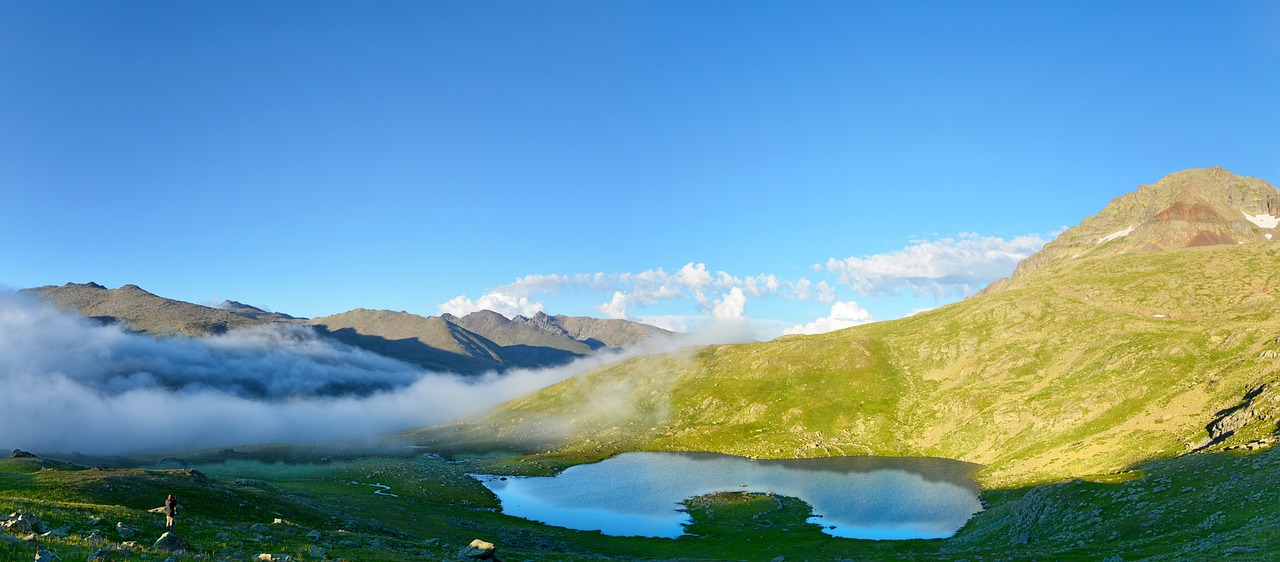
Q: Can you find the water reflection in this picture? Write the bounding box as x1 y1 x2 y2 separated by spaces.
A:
473 452 982 540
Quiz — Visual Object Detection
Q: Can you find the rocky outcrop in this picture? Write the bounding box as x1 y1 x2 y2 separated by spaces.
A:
1207 384 1280 443
152 531 190 551
10 449 37 458
458 538 504 560
1 512 39 534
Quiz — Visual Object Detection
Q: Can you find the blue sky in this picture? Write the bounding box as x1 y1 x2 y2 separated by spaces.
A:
2 1 1277 337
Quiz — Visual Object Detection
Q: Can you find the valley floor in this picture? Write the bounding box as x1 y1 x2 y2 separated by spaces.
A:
2 444 1279 561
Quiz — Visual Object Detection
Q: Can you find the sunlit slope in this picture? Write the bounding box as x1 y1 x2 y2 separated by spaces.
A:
416 242 1280 487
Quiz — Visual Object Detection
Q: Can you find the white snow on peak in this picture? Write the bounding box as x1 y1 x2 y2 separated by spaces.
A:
1242 211 1279 229
1096 226 1135 244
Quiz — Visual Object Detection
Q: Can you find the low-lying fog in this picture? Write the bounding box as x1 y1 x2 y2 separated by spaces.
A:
0 292 730 455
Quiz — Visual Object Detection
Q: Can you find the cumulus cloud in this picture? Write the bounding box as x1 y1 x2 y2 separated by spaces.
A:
0 292 634 455
440 263 842 324
438 291 545 318
711 287 747 322
822 233 1047 298
783 301 875 335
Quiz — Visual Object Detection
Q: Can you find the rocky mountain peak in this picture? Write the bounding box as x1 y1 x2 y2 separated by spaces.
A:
984 167 1279 293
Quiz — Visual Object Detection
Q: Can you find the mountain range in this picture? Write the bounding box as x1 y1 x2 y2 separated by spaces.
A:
19 283 673 375
413 167 1280 488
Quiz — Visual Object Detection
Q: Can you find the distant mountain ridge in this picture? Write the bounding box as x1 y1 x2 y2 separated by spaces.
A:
20 282 673 374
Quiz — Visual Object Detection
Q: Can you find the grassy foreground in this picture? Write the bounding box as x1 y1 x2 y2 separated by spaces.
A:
2 441 1279 561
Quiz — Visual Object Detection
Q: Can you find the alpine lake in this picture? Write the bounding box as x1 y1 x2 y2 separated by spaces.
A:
472 452 984 540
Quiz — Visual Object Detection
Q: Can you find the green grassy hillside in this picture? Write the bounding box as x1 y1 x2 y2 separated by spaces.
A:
413 242 1280 488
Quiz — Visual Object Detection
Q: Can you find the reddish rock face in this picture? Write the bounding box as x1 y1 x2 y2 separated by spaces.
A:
1154 201 1221 223
1186 230 1236 247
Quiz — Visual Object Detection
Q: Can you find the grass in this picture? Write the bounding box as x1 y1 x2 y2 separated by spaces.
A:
5 443 1280 560
411 242 1280 489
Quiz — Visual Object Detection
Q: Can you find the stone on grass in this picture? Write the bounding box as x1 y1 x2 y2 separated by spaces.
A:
116 522 137 539
34 549 61 562
459 538 498 559
216 531 234 540
306 529 322 540
309 545 327 558
153 531 190 551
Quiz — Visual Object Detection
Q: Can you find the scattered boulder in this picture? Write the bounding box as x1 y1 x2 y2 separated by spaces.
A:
34 549 62 562
458 538 503 560
1 518 29 534
86 531 106 545
120 541 142 550
308 545 327 559
254 554 295 562
215 531 234 540
86 548 115 561
0 534 19 546
249 523 270 533
115 522 137 539
153 531 190 551
306 529 322 540
10 449 37 458
271 517 289 525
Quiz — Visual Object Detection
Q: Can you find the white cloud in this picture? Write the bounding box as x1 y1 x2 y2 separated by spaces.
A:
711 287 747 322
438 291 545 318
597 291 630 320
743 274 780 297
822 233 1047 297
783 301 875 335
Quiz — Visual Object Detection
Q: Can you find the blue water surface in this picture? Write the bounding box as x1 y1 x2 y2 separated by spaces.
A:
473 452 983 540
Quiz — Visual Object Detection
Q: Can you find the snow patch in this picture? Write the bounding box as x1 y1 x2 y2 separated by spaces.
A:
1243 211 1279 229
1267 234 1274 240
1152 314 1166 318
1097 226 1135 244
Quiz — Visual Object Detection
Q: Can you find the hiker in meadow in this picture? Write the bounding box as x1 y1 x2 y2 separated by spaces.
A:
164 494 178 531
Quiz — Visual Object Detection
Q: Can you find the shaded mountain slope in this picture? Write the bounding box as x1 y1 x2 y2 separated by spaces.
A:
306 308 507 374
414 169 1280 488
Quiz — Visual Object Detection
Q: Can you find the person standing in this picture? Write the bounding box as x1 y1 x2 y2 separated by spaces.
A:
164 494 178 532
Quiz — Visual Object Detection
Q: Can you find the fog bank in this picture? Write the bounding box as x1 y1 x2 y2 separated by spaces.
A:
0 292 663 454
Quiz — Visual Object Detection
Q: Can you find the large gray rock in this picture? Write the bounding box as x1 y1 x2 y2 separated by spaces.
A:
458 538 497 559
115 521 137 539
34 549 62 562
10 449 37 458
153 531 190 551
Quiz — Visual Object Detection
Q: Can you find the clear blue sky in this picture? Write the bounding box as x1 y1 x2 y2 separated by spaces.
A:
2 1 1277 336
